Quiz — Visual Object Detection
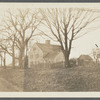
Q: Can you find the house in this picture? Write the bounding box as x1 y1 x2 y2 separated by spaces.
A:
28 40 65 68
78 55 93 66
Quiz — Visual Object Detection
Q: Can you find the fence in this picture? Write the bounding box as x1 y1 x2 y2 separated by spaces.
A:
29 62 65 70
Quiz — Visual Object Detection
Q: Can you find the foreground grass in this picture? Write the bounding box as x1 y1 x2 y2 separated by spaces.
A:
0 65 100 91
0 68 24 91
24 65 100 91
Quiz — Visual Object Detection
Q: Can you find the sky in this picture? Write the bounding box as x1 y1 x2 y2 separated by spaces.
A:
0 3 100 65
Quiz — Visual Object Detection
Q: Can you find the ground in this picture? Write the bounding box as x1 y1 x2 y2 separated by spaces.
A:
0 68 24 92
0 78 20 92
0 65 100 91
24 65 100 91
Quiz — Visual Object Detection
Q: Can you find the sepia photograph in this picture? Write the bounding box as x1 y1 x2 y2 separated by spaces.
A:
0 3 100 96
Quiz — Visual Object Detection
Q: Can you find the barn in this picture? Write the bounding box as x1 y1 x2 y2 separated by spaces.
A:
78 55 93 66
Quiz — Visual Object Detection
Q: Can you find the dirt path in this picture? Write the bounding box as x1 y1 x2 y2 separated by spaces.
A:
0 78 21 92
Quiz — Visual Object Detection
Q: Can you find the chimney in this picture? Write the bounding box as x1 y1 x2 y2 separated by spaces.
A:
45 40 50 45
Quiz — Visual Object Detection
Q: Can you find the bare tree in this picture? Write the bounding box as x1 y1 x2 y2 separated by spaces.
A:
40 8 100 67
0 50 4 67
0 33 18 68
0 53 3 67
92 48 100 66
1 9 42 68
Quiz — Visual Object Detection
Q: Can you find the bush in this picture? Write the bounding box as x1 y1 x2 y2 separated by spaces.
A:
69 58 77 67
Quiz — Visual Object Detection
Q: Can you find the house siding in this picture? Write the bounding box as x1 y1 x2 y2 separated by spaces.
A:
28 44 45 68
55 52 65 63
28 42 65 68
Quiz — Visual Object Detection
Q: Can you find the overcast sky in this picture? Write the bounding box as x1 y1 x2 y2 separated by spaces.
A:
0 3 100 64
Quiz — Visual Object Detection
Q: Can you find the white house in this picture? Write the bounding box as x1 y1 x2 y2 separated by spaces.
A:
28 40 65 68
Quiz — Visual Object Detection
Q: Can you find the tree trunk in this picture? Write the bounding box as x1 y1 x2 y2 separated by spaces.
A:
12 55 15 68
19 48 25 68
24 55 28 69
12 42 15 68
19 54 24 68
24 41 28 68
64 51 70 68
1 56 2 67
18 58 21 68
65 55 70 68
3 52 6 68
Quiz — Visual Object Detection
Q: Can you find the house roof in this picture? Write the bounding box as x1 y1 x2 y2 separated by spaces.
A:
78 55 93 61
44 51 60 59
36 43 62 59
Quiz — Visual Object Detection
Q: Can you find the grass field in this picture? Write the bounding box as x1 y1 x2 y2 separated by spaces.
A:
0 68 24 91
24 65 100 91
0 65 100 91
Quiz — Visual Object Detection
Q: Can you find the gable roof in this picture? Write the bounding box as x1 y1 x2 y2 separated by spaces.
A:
36 43 62 59
78 55 93 61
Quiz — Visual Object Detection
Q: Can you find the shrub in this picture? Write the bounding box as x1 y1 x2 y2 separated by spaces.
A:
69 58 77 67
